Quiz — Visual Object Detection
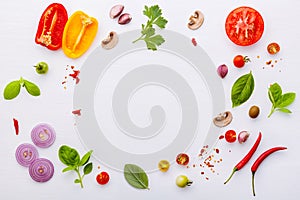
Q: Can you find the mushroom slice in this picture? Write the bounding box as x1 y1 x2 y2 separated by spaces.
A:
187 10 204 30
101 31 118 50
213 111 233 127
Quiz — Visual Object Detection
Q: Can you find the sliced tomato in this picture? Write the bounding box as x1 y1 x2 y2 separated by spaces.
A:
225 6 264 46
35 3 68 50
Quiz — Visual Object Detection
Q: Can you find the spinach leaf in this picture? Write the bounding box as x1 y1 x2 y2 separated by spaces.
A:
124 164 149 190
231 71 255 107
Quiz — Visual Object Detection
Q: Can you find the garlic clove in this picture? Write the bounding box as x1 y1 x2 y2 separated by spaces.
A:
118 13 132 25
110 5 124 19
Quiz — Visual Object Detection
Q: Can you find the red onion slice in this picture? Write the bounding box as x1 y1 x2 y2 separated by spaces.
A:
31 123 56 148
29 158 54 182
15 143 39 167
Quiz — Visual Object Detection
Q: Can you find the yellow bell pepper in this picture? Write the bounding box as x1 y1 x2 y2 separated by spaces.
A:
62 11 98 58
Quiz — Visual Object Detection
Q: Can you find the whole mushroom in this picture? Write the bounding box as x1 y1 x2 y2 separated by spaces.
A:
187 10 204 30
213 111 233 127
101 31 118 50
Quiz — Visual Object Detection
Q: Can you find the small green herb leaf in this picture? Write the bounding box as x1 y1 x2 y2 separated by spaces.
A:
74 179 81 184
231 71 255 107
153 16 168 28
276 93 296 108
83 162 93 175
3 80 21 100
62 166 76 173
124 164 149 190
58 145 80 166
268 83 296 117
277 107 292 113
23 79 40 96
79 150 93 166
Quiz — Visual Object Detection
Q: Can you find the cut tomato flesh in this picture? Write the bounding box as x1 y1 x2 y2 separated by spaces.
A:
225 7 264 46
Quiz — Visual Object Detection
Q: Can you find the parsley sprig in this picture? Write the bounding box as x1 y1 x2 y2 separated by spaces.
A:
133 5 168 50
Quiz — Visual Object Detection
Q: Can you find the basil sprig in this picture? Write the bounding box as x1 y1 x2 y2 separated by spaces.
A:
58 145 93 188
231 71 255 108
3 77 40 100
268 83 296 117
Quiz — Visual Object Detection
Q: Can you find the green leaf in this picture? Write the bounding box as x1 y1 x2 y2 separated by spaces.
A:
74 179 81 184
277 107 292 114
83 162 93 175
276 92 296 108
78 150 93 166
143 5 151 19
231 71 255 107
269 83 282 104
141 27 155 37
23 79 40 96
153 16 168 28
145 35 165 50
62 166 76 173
3 80 21 100
58 145 80 166
124 164 149 190
144 5 162 20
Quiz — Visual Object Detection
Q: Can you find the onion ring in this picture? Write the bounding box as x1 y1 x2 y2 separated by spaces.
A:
15 143 39 167
31 123 56 148
29 158 54 182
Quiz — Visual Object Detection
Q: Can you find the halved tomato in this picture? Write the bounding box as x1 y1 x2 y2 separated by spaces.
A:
225 6 264 46
35 3 68 50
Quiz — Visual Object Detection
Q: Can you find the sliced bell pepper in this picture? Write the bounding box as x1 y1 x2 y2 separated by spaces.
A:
62 11 98 58
35 3 68 50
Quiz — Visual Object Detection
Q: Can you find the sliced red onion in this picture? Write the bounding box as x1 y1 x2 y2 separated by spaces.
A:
31 123 56 148
15 143 39 167
29 158 54 182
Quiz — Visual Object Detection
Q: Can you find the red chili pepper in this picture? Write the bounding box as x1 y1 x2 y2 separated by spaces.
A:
251 146 287 196
224 132 262 184
13 118 19 135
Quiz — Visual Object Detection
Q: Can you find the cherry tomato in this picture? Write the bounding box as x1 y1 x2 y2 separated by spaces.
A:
35 3 68 50
267 42 280 54
158 160 170 172
233 55 250 68
225 130 237 143
96 171 110 185
225 6 264 46
176 153 189 165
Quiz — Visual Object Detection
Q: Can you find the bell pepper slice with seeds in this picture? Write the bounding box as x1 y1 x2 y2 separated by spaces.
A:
35 3 68 50
62 11 98 58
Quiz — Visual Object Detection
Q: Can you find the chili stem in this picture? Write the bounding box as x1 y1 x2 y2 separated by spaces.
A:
224 167 237 184
252 172 256 196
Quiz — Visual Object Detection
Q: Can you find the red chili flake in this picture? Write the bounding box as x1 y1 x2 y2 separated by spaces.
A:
191 38 197 46
205 177 209 180
266 60 272 65
193 164 196 168
72 109 81 116
219 135 224 140
201 171 205 175
97 166 101 169
69 70 80 79
62 81 67 84
13 118 19 135
215 148 220 154
71 65 75 69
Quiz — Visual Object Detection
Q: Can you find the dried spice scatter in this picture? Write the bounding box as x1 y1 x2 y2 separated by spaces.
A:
191 38 197 46
72 109 81 116
62 65 81 89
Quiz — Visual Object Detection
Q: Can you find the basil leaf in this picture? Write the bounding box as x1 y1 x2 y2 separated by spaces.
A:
74 179 81 184
124 164 149 190
231 71 255 107
277 107 292 113
62 166 76 173
269 83 282 104
3 80 21 100
78 150 93 166
23 79 40 96
276 92 296 108
58 145 80 166
83 162 93 175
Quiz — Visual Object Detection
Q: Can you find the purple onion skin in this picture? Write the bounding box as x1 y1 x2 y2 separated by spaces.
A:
110 5 124 19
31 123 56 148
238 131 250 144
15 143 39 167
217 64 228 78
29 158 54 183
118 13 132 25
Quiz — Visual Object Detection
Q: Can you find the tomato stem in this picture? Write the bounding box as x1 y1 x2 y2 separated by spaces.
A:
224 167 237 184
